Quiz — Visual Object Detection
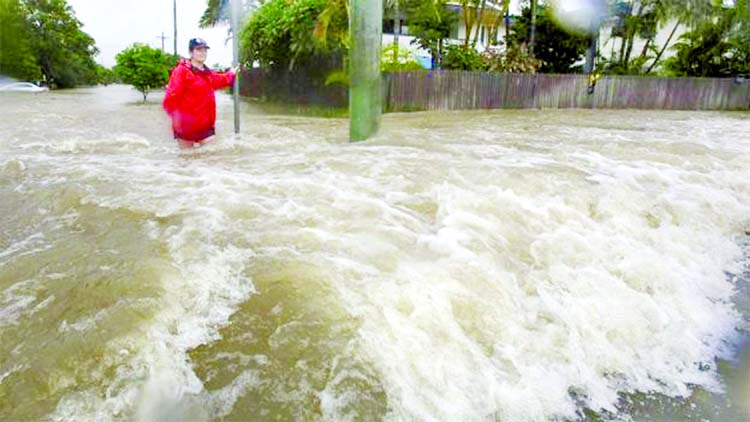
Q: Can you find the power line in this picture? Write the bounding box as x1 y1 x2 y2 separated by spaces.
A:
156 32 170 52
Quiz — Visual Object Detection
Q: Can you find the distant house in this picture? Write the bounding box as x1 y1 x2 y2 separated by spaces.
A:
383 1 686 73
382 1 514 69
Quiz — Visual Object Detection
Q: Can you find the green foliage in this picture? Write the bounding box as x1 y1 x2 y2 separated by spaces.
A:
483 45 542 73
114 44 177 101
664 4 750 77
509 4 589 73
0 0 42 81
200 0 229 28
442 43 543 74
240 0 347 70
24 0 100 88
405 0 458 67
200 0 258 28
606 0 718 74
324 69 349 86
0 0 99 87
725 0 749 75
442 44 486 71
381 44 424 72
95 65 118 86
599 45 660 75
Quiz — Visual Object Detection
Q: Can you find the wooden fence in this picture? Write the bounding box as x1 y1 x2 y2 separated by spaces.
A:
240 68 347 107
240 70 750 111
384 72 750 111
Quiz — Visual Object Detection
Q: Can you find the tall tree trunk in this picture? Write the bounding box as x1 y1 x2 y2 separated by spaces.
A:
623 3 644 71
472 0 487 48
529 0 537 54
438 38 444 68
393 3 400 63
462 1 473 48
488 1 508 47
617 0 634 66
488 11 501 47
639 38 651 58
646 19 681 74
618 36 628 66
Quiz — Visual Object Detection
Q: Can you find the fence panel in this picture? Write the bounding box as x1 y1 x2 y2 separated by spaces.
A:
243 70 750 111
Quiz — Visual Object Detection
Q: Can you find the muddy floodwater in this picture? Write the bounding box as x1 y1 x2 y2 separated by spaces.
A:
1 85 748 421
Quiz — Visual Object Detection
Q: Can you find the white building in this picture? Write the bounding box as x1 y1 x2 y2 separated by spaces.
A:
382 1 511 68
382 1 684 72
598 19 685 72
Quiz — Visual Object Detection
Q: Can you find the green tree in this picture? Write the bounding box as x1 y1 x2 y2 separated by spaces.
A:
239 0 347 70
200 0 230 28
458 0 477 49
664 1 750 77
486 0 511 47
199 0 258 28
726 0 750 75
442 44 485 70
605 0 717 74
114 44 176 102
95 64 118 86
24 0 100 87
405 0 458 68
509 4 589 73
0 0 42 81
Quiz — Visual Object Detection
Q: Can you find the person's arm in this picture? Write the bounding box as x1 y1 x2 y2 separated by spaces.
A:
163 65 186 115
209 67 237 90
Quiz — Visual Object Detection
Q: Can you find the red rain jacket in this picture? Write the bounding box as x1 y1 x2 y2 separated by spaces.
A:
163 59 235 142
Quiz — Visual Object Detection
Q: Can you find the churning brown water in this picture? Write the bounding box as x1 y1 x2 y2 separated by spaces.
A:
1 85 748 421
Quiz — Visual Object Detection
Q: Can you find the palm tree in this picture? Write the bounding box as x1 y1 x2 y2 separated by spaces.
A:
199 0 259 28
644 0 718 73
608 0 716 73
487 0 511 47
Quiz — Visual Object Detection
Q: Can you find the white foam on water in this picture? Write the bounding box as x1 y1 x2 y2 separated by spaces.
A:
0 279 39 327
49 216 256 422
58 306 111 333
36 157 260 421
15 133 152 155
0 364 27 385
3 97 749 421
1 158 26 175
0 232 49 263
204 369 262 419
260 114 748 420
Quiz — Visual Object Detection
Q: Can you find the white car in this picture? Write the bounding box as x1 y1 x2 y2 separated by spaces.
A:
0 82 49 93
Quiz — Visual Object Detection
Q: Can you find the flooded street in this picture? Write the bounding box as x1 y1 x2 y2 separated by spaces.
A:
1 85 748 421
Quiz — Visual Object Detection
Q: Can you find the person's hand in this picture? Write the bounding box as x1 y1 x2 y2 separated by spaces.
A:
230 64 242 74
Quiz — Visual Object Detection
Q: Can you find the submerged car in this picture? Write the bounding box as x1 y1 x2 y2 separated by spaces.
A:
0 82 49 93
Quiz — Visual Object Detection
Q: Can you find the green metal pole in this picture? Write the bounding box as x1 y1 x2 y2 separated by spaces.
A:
173 0 177 57
231 0 240 134
350 0 383 142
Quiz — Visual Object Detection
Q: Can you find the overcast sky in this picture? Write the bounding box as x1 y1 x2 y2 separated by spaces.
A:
69 0 234 68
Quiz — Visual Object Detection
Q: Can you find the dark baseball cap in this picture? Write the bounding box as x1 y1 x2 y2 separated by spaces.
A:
189 38 210 51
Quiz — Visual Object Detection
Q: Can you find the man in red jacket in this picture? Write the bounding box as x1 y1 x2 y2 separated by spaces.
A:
163 38 237 146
